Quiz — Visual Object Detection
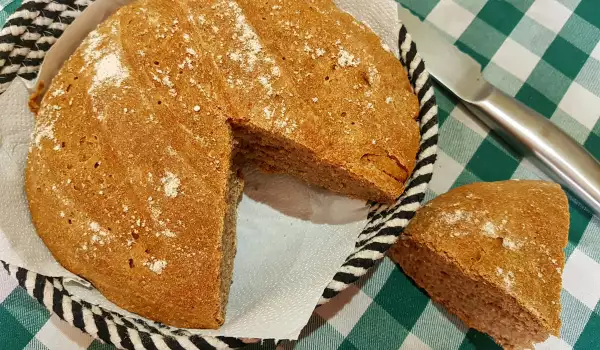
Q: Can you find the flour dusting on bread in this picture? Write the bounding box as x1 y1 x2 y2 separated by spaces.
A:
90 53 129 93
145 258 167 274
160 171 180 198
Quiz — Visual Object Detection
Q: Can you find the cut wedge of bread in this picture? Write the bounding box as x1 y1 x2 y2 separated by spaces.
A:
390 180 568 349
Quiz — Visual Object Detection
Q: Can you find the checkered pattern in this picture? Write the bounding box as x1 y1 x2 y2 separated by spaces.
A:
1 0 599 349
0 0 20 25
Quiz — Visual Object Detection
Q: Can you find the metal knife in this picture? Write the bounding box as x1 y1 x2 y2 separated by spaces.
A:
397 6 600 216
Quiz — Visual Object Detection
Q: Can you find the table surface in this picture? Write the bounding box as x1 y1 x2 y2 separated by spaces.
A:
1 0 600 349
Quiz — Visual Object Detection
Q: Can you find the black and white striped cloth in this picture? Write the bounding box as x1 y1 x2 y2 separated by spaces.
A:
0 0 92 93
0 1 438 349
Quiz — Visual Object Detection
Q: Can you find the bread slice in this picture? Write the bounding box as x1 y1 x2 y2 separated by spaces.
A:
390 180 568 349
26 0 419 328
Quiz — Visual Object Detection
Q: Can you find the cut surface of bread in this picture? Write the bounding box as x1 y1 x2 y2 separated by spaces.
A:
390 180 568 349
26 0 419 328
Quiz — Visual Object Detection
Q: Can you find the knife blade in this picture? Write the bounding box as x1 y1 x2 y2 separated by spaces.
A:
397 5 600 216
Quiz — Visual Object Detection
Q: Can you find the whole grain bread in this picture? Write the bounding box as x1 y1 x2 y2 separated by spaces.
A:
390 180 569 349
26 0 419 328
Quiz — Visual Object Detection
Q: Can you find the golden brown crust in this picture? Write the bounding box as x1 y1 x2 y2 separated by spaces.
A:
28 80 45 114
390 180 569 349
27 0 419 328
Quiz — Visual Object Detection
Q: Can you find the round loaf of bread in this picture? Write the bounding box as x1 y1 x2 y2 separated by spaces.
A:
27 0 420 328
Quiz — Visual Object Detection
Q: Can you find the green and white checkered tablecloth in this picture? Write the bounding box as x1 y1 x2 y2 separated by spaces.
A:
1 0 599 349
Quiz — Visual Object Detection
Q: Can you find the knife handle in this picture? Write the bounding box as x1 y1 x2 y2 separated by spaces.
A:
464 84 600 216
